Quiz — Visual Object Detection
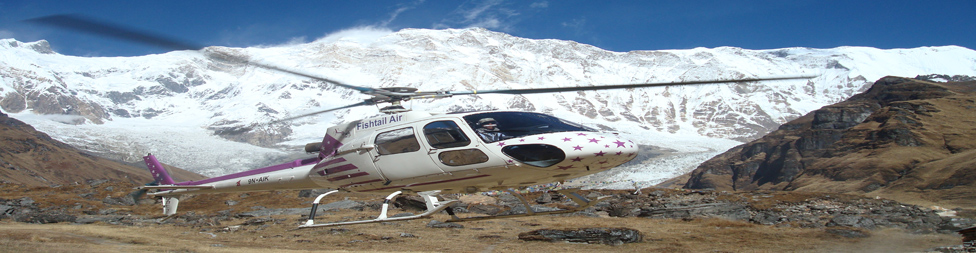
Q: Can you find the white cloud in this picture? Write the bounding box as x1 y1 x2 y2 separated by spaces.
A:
469 18 503 30
215 23 289 48
462 0 503 22
562 18 586 30
530 1 548 8
434 0 521 32
378 0 427 28
11 113 87 124
314 26 394 45
380 6 412 27
282 36 308 46
0 30 14 39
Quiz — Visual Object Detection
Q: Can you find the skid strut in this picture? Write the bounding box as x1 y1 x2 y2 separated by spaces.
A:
299 190 456 228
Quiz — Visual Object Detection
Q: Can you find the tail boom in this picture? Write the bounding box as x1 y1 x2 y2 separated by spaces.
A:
143 155 322 197
141 153 322 215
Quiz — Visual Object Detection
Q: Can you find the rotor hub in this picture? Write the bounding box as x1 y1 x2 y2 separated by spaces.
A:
380 87 418 93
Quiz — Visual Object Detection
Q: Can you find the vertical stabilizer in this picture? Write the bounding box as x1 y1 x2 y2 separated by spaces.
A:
143 153 176 185
162 197 179 216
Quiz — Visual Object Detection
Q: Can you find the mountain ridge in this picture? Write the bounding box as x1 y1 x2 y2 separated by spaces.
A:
2 28 975 179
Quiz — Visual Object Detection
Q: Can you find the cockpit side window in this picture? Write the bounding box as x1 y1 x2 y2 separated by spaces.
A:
463 112 594 143
423 121 471 149
375 127 421 155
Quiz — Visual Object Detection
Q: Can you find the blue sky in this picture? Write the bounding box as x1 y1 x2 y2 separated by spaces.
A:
1 0 974 57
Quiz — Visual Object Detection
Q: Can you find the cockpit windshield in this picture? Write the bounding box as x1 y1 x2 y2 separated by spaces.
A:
463 112 596 143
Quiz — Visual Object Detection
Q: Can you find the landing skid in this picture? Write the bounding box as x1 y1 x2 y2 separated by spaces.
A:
445 188 605 222
297 188 602 228
298 190 456 228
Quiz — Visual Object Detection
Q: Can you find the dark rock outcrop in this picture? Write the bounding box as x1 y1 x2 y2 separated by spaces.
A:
518 227 643 245
594 190 974 234
426 220 464 228
683 76 976 207
0 197 76 224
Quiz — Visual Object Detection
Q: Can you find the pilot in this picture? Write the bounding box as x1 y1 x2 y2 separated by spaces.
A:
475 118 508 142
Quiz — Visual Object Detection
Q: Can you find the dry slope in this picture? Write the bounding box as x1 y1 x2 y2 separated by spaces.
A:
683 76 976 208
0 111 204 186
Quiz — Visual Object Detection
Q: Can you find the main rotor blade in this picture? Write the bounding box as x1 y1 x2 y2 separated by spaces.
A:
448 76 816 96
25 14 382 95
26 14 202 51
213 101 374 136
269 101 375 125
225 56 378 94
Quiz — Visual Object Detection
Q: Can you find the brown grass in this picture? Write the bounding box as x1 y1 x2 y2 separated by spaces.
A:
0 181 967 252
0 210 962 253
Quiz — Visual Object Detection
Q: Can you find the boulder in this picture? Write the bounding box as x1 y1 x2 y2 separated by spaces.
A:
427 220 463 228
519 227 643 245
459 194 497 205
14 211 77 224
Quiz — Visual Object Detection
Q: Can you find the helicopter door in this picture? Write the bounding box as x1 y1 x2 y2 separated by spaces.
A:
369 126 446 181
421 120 504 172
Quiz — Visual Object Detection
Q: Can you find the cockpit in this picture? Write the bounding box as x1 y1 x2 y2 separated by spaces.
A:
463 112 595 143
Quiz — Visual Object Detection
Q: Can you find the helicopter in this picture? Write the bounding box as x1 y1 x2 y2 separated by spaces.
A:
28 14 815 228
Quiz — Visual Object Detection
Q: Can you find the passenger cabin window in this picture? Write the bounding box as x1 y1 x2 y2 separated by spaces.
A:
423 121 488 166
438 149 489 166
423 121 471 149
375 127 420 155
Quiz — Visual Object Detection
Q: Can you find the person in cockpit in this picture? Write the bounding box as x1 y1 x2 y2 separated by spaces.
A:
475 118 508 142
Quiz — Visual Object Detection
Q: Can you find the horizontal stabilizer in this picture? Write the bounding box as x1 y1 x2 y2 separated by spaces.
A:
136 185 215 190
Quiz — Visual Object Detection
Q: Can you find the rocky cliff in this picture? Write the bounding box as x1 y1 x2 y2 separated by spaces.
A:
683 75 976 207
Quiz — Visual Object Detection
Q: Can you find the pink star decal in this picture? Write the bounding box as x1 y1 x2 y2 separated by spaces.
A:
594 151 606 156
614 140 626 147
562 137 572 142
557 165 574 170
588 138 600 143
571 157 583 162
538 137 546 140
577 133 588 136
573 145 583 151
605 144 610 148
519 139 526 142
497 142 506 147
616 151 623 155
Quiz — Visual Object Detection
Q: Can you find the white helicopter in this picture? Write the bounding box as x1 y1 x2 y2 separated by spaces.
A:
29 15 814 228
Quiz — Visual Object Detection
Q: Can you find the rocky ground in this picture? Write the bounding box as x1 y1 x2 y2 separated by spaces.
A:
1 180 974 252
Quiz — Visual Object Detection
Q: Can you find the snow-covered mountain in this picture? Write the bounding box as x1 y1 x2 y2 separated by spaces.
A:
2 28 975 186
